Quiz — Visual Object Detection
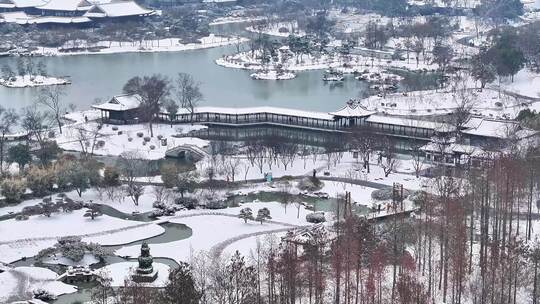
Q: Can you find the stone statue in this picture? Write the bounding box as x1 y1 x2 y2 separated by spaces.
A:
136 242 154 275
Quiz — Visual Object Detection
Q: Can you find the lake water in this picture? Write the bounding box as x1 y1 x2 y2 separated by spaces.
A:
0 23 369 112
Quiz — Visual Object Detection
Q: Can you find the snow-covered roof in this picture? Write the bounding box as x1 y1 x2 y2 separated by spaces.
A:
366 115 451 131
84 1 154 17
0 0 15 8
1 0 45 8
461 117 537 139
421 142 487 157
92 94 142 111
0 11 29 23
38 0 93 11
173 106 335 121
0 11 90 24
329 103 376 117
28 16 91 23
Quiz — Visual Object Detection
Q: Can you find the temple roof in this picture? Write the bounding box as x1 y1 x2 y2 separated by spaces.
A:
92 94 142 111
38 0 93 11
328 102 376 118
461 116 537 139
84 1 154 18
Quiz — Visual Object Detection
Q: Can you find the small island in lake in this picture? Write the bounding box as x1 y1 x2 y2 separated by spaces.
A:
0 57 71 88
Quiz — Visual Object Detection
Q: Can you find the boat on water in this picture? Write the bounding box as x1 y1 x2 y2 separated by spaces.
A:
323 69 344 81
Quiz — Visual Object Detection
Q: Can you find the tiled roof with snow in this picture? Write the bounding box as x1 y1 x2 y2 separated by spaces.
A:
0 11 90 24
84 1 154 17
0 11 30 23
172 106 335 121
461 117 537 139
39 0 92 11
10 0 45 8
366 115 452 131
92 94 142 111
27 16 91 23
328 103 376 117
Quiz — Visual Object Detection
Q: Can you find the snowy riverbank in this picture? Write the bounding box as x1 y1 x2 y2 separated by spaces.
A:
26 35 248 57
250 70 296 80
0 75 70 88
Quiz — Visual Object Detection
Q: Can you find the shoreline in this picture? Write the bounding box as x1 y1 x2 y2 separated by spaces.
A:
7 35 249 59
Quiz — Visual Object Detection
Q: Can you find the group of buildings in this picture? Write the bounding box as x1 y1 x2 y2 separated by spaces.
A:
92 95 539 168
0 0 155 26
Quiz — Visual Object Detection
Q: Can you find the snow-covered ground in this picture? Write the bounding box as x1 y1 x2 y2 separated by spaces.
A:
250 70 296 80
0 207 164 263
43 253 99 266
29 35 248 57
495 68 540 99
0 75 70 88
56 122 209 160
246 21 306 37
216 49 437 73
209 16 265 26
0 266 76 303
116 202 313 263
360 87 534 119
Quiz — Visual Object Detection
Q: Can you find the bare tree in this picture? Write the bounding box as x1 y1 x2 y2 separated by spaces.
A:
37 85 66 134
224 156 242 182
117 151 146 205
123 74 170 137
176 73 203 123
0 106 18 173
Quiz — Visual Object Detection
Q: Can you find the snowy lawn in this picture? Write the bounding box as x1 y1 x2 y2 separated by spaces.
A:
362 87 530 119
56 122 208 160
0 266 76 303
0 209 165 263
116 202 313 263
32 35 248 57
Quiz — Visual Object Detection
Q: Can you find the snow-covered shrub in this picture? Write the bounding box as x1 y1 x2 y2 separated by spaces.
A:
297 177 323 192
278 27 289 33
206 200 227 209
128 137 133 142
97 140 105 148
142 141 147 146
144 136 151 142
371 188 410 201
150 145 156 150
495 101 503 107
137 132 144 138
22 205 42 216
112 126 118 131
175 197 198 209
33 289 57 301
1 178 27 203
15 214 29 221
48 130 55 138
306 212 326 223
26 166 55 196
157 135 163 140
118 131 123 135
409 190 426 204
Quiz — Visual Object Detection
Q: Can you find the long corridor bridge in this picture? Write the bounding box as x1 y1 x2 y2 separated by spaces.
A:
157 104 451 143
